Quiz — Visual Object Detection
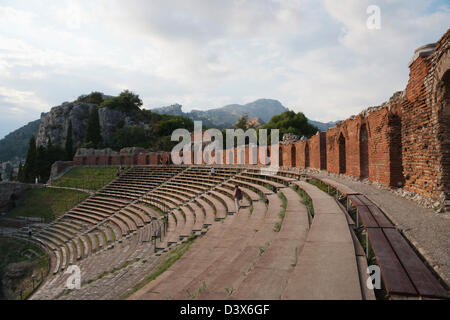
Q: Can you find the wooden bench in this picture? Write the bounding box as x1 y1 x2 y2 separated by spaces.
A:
347 194 449 299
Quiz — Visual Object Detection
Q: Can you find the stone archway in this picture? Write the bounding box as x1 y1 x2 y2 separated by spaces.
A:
279 148 283 167
338 133 346 174
291 145 296 167
305 143 310 168
360 124 369 179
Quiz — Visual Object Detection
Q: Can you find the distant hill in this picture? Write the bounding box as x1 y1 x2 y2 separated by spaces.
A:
152 99 337 131
308 119 338 132
152 99 288 128
0 119 41 162
0 98 337 163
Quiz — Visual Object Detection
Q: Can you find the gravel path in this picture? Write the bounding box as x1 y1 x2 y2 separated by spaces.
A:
312 172 450 287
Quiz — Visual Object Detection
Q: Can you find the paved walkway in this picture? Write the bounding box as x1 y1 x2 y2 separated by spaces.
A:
313 172 450 286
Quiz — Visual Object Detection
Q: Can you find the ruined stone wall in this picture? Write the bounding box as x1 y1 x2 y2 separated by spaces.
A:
294 140 307 169
427 30 450 208
50 161 74 180
281 144 293 167
325 126 343 174
309 132 326 170
400 34 450 200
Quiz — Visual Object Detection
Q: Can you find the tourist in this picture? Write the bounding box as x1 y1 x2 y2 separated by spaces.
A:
210 167 216 176
28 227 32 238
116 168 120 177
234 185 243 212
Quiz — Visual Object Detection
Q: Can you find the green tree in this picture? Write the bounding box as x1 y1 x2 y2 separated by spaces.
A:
77 92 104 105
260 111 318 141
101 90 142 113
85 106 102 148
23 136 37 183
65 120 74 160
235 114 249 130
154 116 194 136
111 126 149 150
17 162 24 182
35 139 65 183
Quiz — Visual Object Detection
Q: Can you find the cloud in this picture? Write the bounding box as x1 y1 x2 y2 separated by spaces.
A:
0 0 448 139
0 86 48 112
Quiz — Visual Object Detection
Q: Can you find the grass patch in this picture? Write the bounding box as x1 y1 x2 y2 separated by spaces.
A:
6 187 88 222
273 192 287 232
110 261 131 274
259 247 266 256
261 193 268 206
308 178 338 197
122 235 196 299
0 237 49 300
292 185 314 218
51 167 120 191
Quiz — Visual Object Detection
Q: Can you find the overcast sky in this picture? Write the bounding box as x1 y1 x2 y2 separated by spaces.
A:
0 0 449 139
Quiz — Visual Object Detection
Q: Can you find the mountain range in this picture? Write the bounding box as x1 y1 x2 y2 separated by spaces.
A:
152 99 337 130
0 119 41 163
0 98 337 163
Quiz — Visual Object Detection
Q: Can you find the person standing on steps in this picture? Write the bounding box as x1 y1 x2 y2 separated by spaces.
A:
234 185 243 213
210 167 216 176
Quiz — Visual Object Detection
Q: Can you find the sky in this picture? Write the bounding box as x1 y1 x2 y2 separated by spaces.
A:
0 0 449 139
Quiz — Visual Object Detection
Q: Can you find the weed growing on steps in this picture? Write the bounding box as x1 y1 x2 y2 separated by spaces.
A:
291 247 299 268
292 185 314 217
273 192 287 232
122 234 197 299
225 287 235 296
259 247 266 256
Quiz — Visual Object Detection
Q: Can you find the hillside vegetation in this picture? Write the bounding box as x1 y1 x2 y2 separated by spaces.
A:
0 119 41 162
0 238 49 300
51 167 120 191
6 187 88 222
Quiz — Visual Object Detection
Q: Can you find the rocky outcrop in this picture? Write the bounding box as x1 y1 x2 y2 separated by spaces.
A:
36 102 94 147
36 101 153 149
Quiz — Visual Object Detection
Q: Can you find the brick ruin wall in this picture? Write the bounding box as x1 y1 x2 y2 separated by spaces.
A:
72 30 449 207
